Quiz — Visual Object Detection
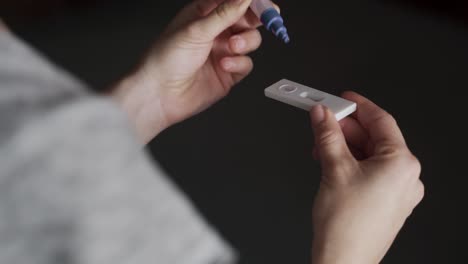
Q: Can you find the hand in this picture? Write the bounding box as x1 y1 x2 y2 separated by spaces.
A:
309 92 424 264
111 0 265 143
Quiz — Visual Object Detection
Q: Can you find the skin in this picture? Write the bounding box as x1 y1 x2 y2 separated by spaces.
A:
2 0 424 262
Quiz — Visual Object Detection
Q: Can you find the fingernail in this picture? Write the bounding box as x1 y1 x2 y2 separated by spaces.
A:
231 36 245 51
310 105 325 126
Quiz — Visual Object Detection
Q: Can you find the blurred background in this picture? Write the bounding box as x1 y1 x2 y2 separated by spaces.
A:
1 0 467 263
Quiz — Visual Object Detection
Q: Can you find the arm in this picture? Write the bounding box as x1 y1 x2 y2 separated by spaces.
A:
309 92 424 264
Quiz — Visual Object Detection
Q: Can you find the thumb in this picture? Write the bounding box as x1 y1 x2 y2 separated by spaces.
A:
310 105 355 179
191 0 252 41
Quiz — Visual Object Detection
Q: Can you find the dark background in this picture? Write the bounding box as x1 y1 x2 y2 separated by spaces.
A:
2 0 467 263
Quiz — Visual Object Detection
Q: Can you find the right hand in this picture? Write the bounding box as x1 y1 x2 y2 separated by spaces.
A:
309 92 424 264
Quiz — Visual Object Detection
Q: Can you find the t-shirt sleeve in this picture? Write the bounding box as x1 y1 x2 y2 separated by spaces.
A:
0 30 237 264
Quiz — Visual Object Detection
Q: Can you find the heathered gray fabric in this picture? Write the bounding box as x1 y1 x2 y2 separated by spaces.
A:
0 30 236 264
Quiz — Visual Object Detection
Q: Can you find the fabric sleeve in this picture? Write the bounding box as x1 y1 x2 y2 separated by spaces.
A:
0 30 237 264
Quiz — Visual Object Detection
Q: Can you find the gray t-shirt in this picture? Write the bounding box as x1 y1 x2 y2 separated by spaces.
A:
0 30 236 264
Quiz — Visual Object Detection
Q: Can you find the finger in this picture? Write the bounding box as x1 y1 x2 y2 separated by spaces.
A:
339 117 370 152
310 105 356 180
182 0 225 20
232 9 262 31
229 29 262 54
193 0 224 17
220 55 253 76
166 0 223 32
191 0 253 41
342 91 406 155
232 2 279 31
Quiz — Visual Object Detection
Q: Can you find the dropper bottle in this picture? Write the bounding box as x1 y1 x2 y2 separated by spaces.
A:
250 0 290 43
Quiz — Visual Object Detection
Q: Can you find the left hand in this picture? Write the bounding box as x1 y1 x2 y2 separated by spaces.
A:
112 0 265 143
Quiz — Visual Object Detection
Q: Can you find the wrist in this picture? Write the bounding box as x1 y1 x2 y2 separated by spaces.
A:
312 233 377 264
312 235 347 264
110 69 169 143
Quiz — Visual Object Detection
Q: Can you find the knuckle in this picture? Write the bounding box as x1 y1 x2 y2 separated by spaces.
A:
369 108 397 127
317 128 340 147
409 154 422 175
381 112 397 127
388 151 421 182
334 161 356 178
400 153 421 178
215 3 230 19
375 142 402 156
326 161 359 185
415 180 425 204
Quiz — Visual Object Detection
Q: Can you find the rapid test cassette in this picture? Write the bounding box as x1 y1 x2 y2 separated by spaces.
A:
264 79 357 120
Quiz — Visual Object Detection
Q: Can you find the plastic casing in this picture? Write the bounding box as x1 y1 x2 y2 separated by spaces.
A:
264 79 357 121
250 0 274 17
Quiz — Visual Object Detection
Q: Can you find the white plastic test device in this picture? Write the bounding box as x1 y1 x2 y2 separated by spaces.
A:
265 79 357 120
